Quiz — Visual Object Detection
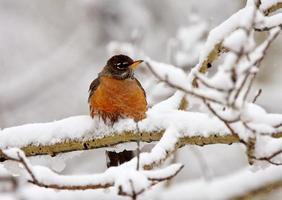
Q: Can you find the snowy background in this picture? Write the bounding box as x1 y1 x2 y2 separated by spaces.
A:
0 0 282 199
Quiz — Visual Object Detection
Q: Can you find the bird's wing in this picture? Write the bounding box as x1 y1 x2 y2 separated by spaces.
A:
134 78 147 105
88 77 100 103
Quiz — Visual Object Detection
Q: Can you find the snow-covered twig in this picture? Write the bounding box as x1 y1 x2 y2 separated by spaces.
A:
203 100 237 137
145 61 226 105
158 165 282 200
254 149 282 165
191 0 282 81
2 148 183 198
260 0 282 15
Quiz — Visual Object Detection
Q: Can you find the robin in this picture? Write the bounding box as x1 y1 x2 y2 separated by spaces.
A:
88 54 147 167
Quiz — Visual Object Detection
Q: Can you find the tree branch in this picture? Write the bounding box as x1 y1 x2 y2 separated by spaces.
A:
0 129 281 162
232 178 282 200
2 148 183 198
261 2 282 16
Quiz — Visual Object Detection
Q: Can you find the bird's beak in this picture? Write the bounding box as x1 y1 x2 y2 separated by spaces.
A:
129 60 143 70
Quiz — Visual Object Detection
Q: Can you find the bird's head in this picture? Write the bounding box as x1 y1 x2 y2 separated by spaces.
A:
100 54 143 79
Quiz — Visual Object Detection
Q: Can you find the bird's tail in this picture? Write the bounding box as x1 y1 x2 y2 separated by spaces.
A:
106 150 134 167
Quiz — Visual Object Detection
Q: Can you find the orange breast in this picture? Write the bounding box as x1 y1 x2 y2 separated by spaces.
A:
89 76 147 122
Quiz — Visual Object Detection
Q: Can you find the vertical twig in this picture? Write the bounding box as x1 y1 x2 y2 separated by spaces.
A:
246 137 256 165
252 89 262 103
129 179 137 200
136 122 141 171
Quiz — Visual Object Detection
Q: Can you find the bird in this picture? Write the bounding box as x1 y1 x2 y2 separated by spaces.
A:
88 54 147 167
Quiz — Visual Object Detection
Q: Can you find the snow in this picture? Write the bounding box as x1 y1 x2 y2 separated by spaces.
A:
263 13 282 27
137 127 179 167
158 165 282 200
237 27 281 76
142 163 183 180
1 92 282 164
19 163 281 200
242 103 282 128
146 59 227 104
197 4 256 67
221 103 282 140
256 11 282 30
0 109 229 150
3 148 25 160
146 58 190 91
0 115 99 148
223 29 248 52
194 68 234 91
33 165 115 187
186 3 259 91
2 148 183 197
150 91 185 112
256 135 282 158
260 0 282 12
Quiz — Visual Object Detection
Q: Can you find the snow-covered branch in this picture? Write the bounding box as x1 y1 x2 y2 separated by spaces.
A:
146 0 282 166
1 104 282 160
260 0 282 15
0 112 236 161
2 148 183 199
158 165 282 200
191 0 282 79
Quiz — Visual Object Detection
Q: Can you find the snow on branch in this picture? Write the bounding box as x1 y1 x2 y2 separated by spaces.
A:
2 148 182 198
191 0 282 77
146 0 282 166
159 165 282 200
0 102 281 166
0 110 239 161
260 0 282 15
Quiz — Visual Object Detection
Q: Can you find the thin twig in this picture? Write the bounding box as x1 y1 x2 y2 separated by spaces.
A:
255 149 282 165
146 61 226 105
252 89 262 103
3 150 184 195
136 122 141 171
204 100 237 136
193 72 231 93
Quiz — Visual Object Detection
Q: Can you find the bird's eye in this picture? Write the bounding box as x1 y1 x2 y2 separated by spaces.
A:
116 62 129 70
116 63 123 70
